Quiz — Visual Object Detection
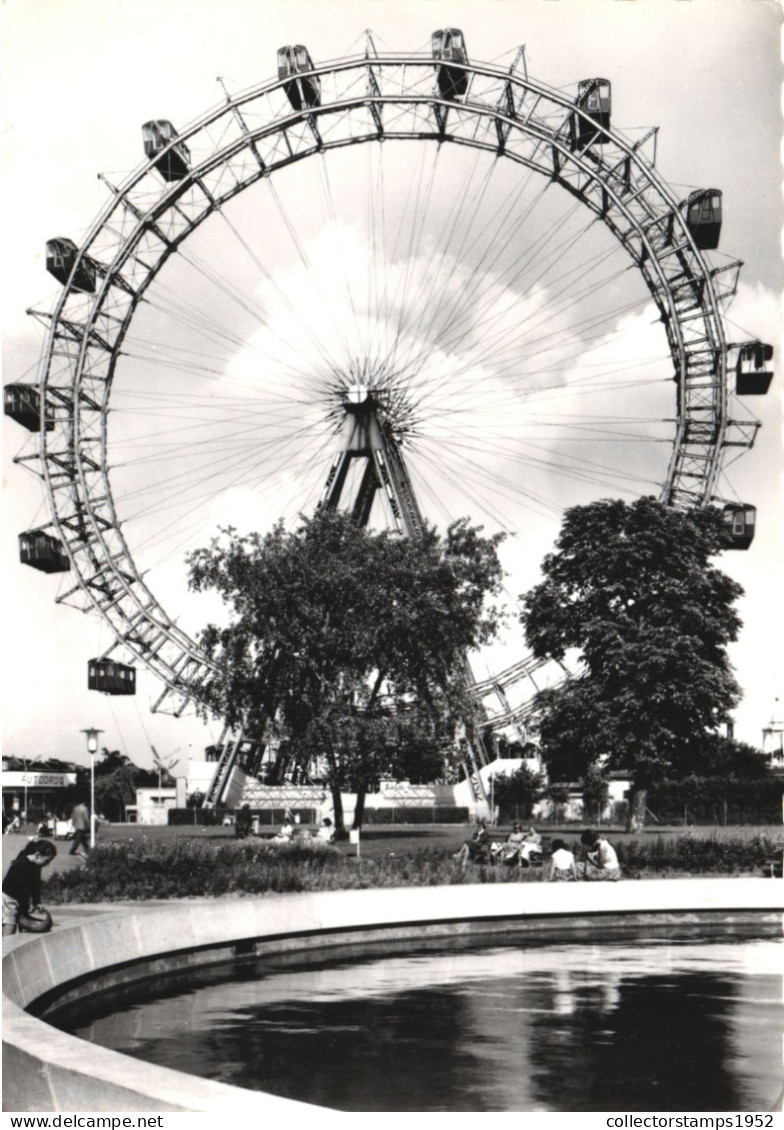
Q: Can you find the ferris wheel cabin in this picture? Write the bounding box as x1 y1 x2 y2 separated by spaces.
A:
575 78 611 145
722 504 756 550
684 189 722 251
432 28 469 101
19 531 70 573
45 238 96 293
278 46 321 111
736 342 774 396
142 121 191 182
4 384 53 432
88 659 137 696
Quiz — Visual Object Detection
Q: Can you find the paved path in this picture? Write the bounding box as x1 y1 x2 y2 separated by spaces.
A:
2 829 88 879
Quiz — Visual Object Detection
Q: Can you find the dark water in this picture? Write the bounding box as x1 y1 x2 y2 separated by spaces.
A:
49 931 783 1112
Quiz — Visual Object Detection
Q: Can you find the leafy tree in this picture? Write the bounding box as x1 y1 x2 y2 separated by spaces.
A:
697 735 770 779
90 748 162 821
491 764 545 823
187 509 504 832
520 497 744 830
581 764 610 825
94 763 137 822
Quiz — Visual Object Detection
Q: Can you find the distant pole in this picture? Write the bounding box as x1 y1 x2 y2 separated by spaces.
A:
81 728 104 849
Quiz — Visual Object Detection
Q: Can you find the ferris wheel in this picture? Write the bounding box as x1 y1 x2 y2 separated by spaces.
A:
7 30 773 739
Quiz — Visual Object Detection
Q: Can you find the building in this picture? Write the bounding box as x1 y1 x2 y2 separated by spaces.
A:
2 757 79 821
127 786 179 825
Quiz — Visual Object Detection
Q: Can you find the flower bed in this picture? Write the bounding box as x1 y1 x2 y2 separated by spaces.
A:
40 831 782 903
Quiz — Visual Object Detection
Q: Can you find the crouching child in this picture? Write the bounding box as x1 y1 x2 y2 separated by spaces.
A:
2 838 57 935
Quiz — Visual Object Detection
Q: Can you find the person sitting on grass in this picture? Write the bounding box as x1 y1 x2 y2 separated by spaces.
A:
518 826 544 867
316 817 335 843
2 838 57 936
547 838 577 882
271 816 295 843
453 819 491 867
580 830 622 882
37 813 54 838
495 822 525 865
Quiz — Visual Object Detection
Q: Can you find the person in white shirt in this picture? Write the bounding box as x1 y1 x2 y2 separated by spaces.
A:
272 818 294 843
581 830 621 881
547 838 577 881
316 817 335 843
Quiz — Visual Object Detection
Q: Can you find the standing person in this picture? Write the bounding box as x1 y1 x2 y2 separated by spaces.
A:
547 838 578 881
580 830 622 881
2 839 57 935
69 801 90 857
235 804 253 839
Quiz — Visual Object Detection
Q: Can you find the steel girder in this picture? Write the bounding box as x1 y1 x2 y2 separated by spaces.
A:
23 51 750 718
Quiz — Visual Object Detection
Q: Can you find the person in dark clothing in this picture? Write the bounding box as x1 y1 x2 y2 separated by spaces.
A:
69 802 90 857
2 839 57 935
453 819 491 867
235 804 253 839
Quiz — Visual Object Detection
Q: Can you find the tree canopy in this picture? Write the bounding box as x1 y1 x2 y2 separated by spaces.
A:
520 497 744 826
93 748 160 822
187 509 504 829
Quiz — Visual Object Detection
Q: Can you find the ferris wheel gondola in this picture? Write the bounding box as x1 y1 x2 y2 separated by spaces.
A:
5 29 772 734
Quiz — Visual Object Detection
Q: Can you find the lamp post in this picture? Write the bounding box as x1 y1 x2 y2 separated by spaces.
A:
81 728 103 848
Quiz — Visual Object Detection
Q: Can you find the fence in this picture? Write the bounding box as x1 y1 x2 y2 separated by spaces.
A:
362 806 470 825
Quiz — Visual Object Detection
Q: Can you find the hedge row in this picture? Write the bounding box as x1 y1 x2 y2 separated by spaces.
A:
647 777 784 825
168 808 221 826
362 806 470 825
167 808 317 827
168 806 469 827
42 832 782 903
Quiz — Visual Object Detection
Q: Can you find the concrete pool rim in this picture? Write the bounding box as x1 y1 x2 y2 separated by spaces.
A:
4 879 783 1112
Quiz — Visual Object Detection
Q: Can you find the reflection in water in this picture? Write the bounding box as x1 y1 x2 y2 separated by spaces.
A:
49 933 782 1112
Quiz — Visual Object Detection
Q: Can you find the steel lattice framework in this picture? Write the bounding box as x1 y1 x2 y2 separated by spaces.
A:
18 45 758 719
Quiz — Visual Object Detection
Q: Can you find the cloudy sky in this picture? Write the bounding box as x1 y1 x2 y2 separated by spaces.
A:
2 0 782 771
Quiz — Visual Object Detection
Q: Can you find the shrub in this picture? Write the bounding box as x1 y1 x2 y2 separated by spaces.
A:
493 766 545 823
41 831 779 904
168 808 219 826
615 832 778 876
647 777 783 825
45 838 341 902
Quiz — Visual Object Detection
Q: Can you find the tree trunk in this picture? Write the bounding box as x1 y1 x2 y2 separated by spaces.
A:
353 787 366 831
331 785 346 837
626 787 648 833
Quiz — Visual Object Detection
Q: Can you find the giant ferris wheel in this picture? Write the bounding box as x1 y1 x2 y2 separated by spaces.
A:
7 31 773 780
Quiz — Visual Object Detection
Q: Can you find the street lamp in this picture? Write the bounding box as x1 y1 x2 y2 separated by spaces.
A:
81 728 103 848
